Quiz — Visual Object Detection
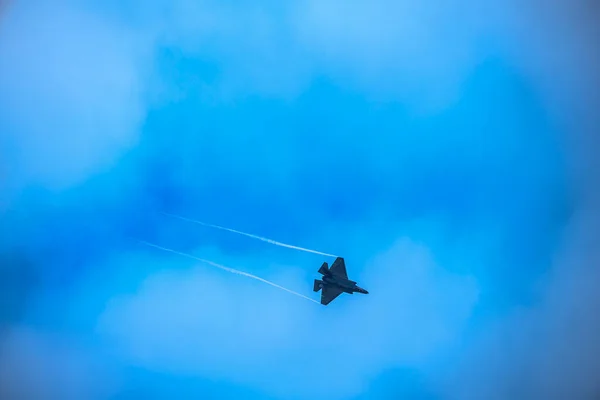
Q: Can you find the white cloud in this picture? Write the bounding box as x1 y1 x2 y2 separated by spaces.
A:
447 207 600 400
444 1 600 397
98 238 478 399
292 0 486 107
123 0 493 109
0 1 150 193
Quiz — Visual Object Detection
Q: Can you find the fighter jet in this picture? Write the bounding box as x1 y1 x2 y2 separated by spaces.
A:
313 257 368 305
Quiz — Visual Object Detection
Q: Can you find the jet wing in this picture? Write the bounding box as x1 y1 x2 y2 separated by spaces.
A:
321 285 344 305
330 257 348 279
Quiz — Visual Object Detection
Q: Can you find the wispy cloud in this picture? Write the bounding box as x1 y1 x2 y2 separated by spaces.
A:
99 238 478 399
0 0 597 398
445 0 600 398
0 1 149 195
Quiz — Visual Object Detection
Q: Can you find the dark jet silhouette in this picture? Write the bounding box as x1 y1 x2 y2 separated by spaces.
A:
313 257 368 305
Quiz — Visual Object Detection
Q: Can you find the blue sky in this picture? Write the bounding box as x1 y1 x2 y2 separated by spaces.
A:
1 1 599 399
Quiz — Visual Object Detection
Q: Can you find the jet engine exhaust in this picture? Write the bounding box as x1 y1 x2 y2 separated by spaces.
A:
162 212 338 258
138 240 320 304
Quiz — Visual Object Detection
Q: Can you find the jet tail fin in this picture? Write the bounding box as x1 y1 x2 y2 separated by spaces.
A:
318 262 329 275
313 279 323 292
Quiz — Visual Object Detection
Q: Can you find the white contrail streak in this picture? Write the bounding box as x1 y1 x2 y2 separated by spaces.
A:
138 240 320 304
162 212 338 258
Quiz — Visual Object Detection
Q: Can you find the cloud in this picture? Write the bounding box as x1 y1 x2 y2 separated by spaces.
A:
0 326 115 400
0 0 593 398
448 208 600 400
444 0 600 398
118 0 491 110
98 238 478 399
291 0 488 108
0 1 149 196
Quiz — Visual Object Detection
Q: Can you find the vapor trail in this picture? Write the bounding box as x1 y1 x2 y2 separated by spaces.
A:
138 240 320 304
162 212 338 257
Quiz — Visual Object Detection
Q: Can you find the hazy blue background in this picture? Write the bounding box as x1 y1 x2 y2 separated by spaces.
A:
1 0 599 399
